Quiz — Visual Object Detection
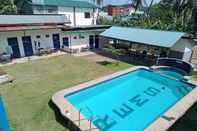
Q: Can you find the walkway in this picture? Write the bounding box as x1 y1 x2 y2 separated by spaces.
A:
0 51 66 67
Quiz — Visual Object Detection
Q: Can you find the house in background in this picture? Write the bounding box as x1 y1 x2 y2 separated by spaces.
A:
20 0 100 27
103 4 143 16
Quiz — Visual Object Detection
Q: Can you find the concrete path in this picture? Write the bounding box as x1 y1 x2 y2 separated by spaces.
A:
0 51 67 67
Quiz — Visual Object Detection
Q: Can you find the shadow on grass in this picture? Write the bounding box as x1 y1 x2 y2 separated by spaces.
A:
168 102 197 131
91 49 155 67
48 100 80 131
97 61 113 66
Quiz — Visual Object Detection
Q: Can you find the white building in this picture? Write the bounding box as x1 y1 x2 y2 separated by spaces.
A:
29 0 99 27
0 15 110 58
61 25 109 51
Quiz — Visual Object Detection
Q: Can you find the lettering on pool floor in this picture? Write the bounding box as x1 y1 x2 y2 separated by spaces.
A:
93 86 164 131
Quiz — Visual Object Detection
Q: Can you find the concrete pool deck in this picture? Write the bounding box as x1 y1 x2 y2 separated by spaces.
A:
52 66 197 131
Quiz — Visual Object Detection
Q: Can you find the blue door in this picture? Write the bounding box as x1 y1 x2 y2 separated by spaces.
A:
22 36 33 57
95 35 99 48
53 34 60 50
89 35 94 49
62 37 69 47
7 37 21 58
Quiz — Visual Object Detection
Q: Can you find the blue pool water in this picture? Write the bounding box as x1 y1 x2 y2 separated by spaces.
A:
0 96 10 131
154 67 186 80
65 69 194 131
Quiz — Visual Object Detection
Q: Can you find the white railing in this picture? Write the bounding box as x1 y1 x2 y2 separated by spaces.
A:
79 106 101 131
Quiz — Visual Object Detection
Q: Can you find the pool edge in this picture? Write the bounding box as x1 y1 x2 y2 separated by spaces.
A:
52 66 149 131
144 84 197 131
52 66 197 131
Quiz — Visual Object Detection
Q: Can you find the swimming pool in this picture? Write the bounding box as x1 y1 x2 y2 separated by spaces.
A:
0 96 9 131
154 67 187 80
64 68 194 131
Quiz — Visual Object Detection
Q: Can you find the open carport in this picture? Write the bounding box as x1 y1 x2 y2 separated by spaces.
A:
99 26 196 62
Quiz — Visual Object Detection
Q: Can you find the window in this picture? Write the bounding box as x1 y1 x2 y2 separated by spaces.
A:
45 34 50 38
47 6 58 13
36 35 41 38
63 37 69 47
79 34 85 39
84 12 91 18
36 6 44 12
73 36 77 39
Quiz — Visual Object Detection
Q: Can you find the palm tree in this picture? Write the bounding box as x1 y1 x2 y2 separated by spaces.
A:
131 0 147 11
0 0 17 14
161 0 196 31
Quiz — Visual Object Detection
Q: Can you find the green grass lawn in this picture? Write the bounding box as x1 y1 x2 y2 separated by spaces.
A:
191 71 197 80
0 55 132 131
0 68 6 75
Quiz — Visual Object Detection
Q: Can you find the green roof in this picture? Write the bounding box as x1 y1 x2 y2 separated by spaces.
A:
100 26 186 48
32 0 97 8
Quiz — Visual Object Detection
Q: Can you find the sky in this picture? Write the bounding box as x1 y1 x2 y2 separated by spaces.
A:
104 0 161 5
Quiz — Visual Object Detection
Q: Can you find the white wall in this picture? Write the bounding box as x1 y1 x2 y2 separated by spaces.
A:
58 7 96 26
0 29 62 57
171 38 196 62
62 31 102 50
75 8 95 26
171 39 194 52
62 32 90 49
32 6 97 27
58 7 74 26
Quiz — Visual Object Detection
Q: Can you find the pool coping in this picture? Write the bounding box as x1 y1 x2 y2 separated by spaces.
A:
52 66 197 131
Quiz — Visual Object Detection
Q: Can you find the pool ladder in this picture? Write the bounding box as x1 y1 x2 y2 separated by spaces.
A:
78 106 101 131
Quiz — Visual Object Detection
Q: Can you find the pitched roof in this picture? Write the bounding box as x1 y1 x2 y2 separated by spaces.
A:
100 26 186 48
32 0 97 8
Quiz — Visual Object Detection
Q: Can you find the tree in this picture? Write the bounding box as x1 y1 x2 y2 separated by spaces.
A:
0 0 17 14
99 0 197 35
97 16 113 25
131 0 147 11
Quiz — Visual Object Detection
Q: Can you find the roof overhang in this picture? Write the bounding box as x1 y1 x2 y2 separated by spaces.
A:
0 25 64 32
100 26 186 48
0 15 70 26
62 25 111 31
32 0 98 9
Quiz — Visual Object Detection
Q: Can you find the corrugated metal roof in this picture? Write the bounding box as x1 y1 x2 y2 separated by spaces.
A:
100 26 186 48
32 0 97 8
